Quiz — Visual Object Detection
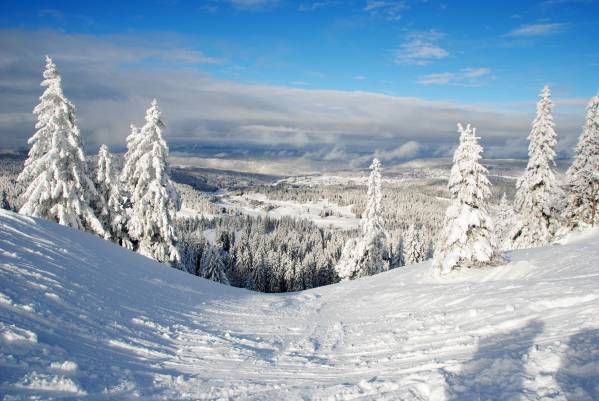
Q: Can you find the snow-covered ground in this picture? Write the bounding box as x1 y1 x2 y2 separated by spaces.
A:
1 209 598 400
216 192 361 230
274 173 446 187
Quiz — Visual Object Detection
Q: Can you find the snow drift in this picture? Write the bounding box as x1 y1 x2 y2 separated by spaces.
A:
1 209 598 400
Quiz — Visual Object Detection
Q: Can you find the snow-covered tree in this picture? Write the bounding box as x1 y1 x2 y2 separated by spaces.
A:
1 190 10 211
433 124 500 275
404 224 426 265
119 124 142 241
18 56 106 237
127 99 181 264
199 245 229 285
494 193 514 251
563 93 599 228
94 145 132 248
121 124 142 194
336 158 388 280
511 86 561 248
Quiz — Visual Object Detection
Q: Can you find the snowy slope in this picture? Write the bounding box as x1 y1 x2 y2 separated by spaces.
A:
1 209 598 400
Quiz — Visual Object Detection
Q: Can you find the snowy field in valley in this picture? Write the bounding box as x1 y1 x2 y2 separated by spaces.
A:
1 209 598 400
215 192 360 230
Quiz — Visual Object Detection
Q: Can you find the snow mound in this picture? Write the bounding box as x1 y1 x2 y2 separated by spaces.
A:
1 209 598 400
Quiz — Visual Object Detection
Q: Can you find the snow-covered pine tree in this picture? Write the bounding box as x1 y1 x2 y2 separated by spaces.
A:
281 254 296 292
18 56 106 237
511 85 561 249
494 193 513 251
404 224 426 265
95 145 132 248
336 158 388 280
127 99 181 264
563 92 599 228
117 124 143 247
121 124 142 192
1 190 10 211
433 123 500 275
199 245 229 285
390 236 405 268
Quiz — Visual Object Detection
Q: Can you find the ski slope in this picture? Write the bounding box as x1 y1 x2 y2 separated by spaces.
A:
1 209 598 400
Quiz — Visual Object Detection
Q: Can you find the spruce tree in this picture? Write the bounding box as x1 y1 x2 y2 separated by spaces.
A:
199 245 229 285
512 86 560 248
494 193 513 251
433 124 500 275
1 190 10 211
95 145 132 248
404 224 426 265
18 56 106 237
563 93 599 227
121 124 142 193
127 99 181 264
336 158 388 280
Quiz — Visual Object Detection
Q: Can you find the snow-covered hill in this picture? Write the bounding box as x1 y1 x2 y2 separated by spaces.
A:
1 209 598 400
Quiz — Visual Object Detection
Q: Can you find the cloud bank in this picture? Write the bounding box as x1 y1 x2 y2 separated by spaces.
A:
0 29 587 166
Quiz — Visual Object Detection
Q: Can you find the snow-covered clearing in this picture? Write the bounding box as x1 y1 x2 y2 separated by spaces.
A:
217 192 360 230
1 209 598 400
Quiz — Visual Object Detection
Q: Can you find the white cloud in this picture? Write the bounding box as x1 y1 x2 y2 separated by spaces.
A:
298 1 339 11
375 140 421 160
350 140 421 166
417 72 454 85
395 31 449 65
462 67 491 78
417 67 491 86
226 0 280 9
364 0 409 20
507 23 567 37
322 146 350 161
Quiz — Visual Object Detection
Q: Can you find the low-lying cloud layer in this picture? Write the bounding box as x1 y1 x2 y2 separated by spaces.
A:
0 29 587 166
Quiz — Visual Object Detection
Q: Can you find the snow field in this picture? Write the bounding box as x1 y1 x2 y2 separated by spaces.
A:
1 209 598 400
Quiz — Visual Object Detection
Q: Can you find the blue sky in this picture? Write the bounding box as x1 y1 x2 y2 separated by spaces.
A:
1 0 598 163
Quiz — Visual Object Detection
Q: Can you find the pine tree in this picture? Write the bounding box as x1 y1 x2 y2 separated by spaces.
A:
494 193 513 251
199 245 229 285
252 242 270 292
1 190 10 211
18 56 106 237
95 145 132 248
390 236 405 268
121 124 142 193
127 99 181 264
336 158 388 280
563 93 599 228
404 224 426 265
433 123 500 275
281 254 295 292
512 86 561 249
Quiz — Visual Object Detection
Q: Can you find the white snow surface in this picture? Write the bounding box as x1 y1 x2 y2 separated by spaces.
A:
217 192 360 230
1 209 598 400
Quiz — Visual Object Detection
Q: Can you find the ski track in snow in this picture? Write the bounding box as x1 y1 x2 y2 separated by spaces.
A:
0 209 598 400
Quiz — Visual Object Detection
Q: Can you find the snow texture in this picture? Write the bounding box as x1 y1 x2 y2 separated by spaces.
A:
1 209 599 400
